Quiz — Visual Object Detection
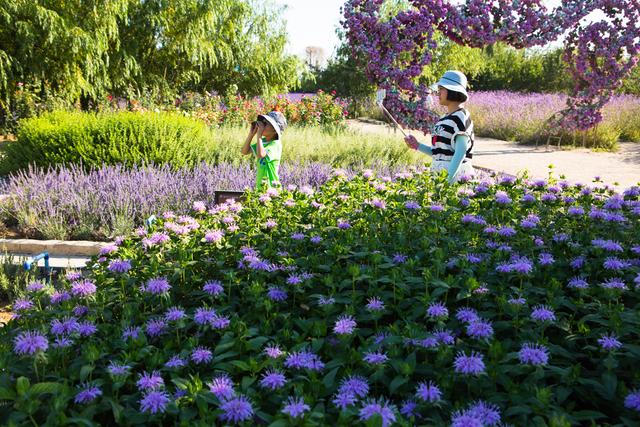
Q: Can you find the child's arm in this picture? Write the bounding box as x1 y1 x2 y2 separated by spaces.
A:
447 135 470 184
241 123 257 155
254 123 267 159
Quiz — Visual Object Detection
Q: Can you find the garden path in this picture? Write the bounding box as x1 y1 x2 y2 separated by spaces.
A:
348 119 640 189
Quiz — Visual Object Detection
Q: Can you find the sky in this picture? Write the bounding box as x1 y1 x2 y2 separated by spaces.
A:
275 0 607 62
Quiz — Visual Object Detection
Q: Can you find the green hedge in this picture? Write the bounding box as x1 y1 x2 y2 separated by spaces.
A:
0 111 213 174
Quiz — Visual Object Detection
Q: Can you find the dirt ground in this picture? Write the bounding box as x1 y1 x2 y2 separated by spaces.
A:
348 119 640 189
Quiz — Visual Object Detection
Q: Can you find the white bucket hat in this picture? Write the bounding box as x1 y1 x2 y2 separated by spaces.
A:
258 111 288 140
430 70 468 98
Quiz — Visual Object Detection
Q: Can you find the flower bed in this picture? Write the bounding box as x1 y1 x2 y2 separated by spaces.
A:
1 170 639 425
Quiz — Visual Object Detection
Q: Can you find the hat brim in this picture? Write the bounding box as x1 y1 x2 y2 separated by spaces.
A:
258 114 282 139
433 80 468 97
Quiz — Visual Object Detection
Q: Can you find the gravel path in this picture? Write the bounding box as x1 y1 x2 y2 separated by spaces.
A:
348 119 640 189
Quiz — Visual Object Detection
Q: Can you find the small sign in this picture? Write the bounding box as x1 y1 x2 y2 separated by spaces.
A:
214 190 245 205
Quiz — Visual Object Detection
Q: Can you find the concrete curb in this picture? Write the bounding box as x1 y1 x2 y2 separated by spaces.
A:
0 238 111 257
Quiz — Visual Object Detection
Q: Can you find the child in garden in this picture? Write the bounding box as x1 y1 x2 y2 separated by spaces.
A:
404 70 475 183
241 110 287 190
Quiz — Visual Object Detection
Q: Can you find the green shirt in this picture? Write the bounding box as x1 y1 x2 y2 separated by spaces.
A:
251 138 282 190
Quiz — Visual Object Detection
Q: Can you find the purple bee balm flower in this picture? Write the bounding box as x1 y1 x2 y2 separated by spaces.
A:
209 375 235 399
495 191 512 204
52 337 73 348
508 296 527 305
403 400 422 419
284 199 296 208
78 321 97 337
363 351 388 365
191 346 213 364
333 391 357 409
426 302 449 319
267 286 288 302
260 370 287 390
140 390 171 414
466 253 483 263
405 201 420 210
282 396 310 418
50 317 80 336
74 385 102 404
518 343 549 366
430 204 444 212
145 319 167 337
108 259 132 273
107 362 131 376
13 330 48 355
71 280 97 298
568 277 589 289
521 193 536 203
538 253 555 265
142 277 171 295
531 305 556 322
211 314 230 329
467 319 494 339
339 375 369 398
497 226 516 237
334 315 357 335
291 232 305 241
511 256 534 274
598 333 622 350
264 219 277 229
165 355 187 369
73 305 89 317
13 298 34 311
337 220 351 229
137 371 164 391
359 399 397 427
603 257 631 271
366 297 385 311
434 329 455 345
194 308 217 325
625 390 640 412
541 193 557 202
310 236 322 244
193 200 206 212
205 229 224 243
570 256 586 269
65 271 83 281
318 296 335 306
287 274 302 285
264 344 284 359
456 307 479 323
219 395 254 424
600 278 627 290
203 280 224 296
26 281 45 292
416 381 442 403
568 206 585 216
454 351 486 375
392 253 408 264
164 307 186 322
99 244 118 256
122 326 142 341
285 350 325 371
466 401 502 426
371 198 387 209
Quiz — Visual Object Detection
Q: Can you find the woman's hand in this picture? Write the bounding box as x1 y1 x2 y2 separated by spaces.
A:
404 135 419 150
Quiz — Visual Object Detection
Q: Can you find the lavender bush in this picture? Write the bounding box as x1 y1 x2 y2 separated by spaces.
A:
1 170 639 425
0 162 419 240
468 92 640 148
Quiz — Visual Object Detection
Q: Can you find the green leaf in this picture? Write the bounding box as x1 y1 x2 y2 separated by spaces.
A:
29 382 60 395
80 365 94 381
504 405 533 416
323 367 339 389
247 337 269 351
389 375 409 394
16 377 30 396
0 387 16 400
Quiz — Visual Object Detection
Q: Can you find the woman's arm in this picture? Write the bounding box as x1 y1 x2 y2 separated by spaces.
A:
447 134 470 184
405 135 432 155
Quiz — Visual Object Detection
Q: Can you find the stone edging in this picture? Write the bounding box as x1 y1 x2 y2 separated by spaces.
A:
0 239 111 257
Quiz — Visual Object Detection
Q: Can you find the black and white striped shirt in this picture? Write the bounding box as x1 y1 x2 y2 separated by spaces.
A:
430 108 475 162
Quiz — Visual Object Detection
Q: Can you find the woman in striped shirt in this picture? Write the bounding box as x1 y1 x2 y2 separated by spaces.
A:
404 70 475 183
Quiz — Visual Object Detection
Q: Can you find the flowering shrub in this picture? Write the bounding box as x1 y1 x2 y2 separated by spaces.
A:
343 0 640 132
1 169 640 425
